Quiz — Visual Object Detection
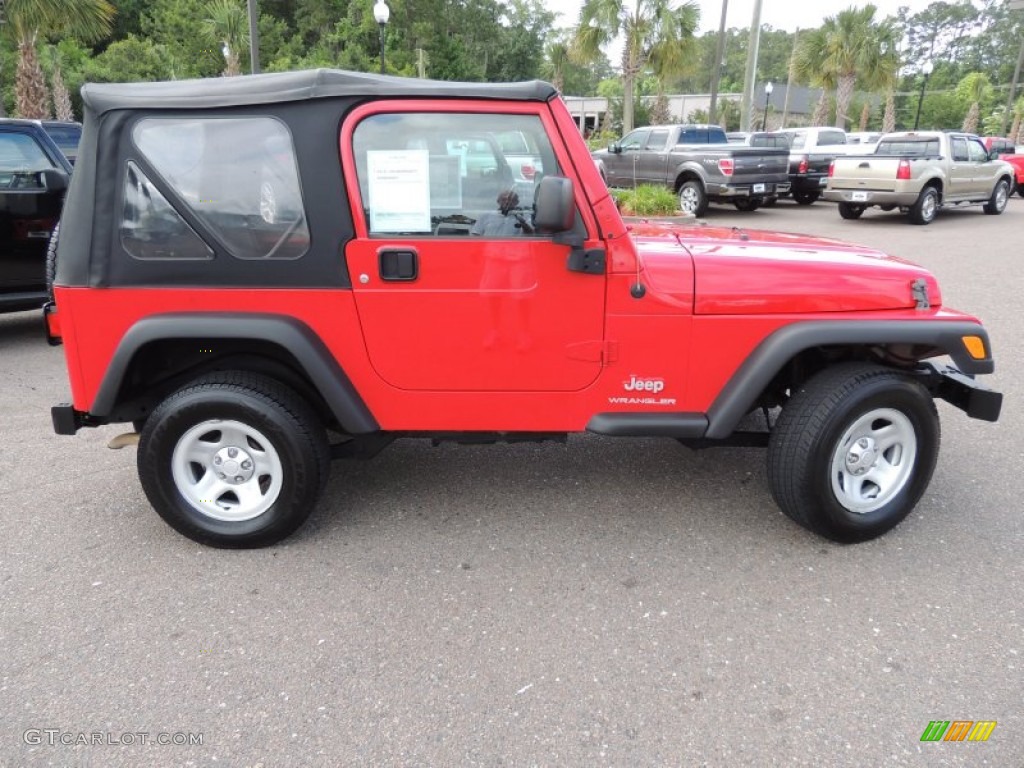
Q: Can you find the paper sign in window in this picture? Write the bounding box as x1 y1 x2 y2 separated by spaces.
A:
367 150 431 233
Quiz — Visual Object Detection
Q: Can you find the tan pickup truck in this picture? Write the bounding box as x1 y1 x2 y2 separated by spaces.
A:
824 131 1015 224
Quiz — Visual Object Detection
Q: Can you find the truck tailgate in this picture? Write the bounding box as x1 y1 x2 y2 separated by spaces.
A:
730 148 789 179
829 157 900 192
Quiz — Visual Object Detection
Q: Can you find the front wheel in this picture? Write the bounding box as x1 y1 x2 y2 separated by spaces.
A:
983 179 1009 215
138 372 330 548
838 202 866 220
677 180 708 217
1016 182 1024 198
767 364 939 543
792 191 819 205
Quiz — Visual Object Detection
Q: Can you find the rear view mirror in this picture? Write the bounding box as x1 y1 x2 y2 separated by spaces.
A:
609 142 622 154
41 168 69 193
533 175 575 234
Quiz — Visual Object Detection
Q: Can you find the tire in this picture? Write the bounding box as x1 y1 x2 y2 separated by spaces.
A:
761 196 778 208
767 364 939 543
908 186 939 225
677 180 708 217
1016 182 1024 198
982 179 1009 215
792 191 819 205
837 202 866 220
138 371 330 548
45 222 60 300
732 198 760 212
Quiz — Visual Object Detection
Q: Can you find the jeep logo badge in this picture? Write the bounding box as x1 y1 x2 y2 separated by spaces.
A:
624 376 665 393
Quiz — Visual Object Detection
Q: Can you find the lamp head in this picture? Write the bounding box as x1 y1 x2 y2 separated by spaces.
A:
373 0 390 24
765 81 774 95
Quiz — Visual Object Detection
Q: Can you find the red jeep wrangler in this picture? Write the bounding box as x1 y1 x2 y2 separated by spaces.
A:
46 70 1002 548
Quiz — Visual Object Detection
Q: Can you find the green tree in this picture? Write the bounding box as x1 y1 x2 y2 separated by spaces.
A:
82 34 175 83
572 0 699 134
2 0 114 118
957 72 993 133
542 40 571 93
792 5 898 129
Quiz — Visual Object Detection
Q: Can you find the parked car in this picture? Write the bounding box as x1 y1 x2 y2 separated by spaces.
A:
824 131 1014 224
775 126 853 205
36 120 83 165
980 136 1024 196
46 70 1001 548
591 124 791 214
0 118 72 314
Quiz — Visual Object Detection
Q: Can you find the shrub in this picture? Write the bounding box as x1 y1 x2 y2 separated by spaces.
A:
615 185 680 216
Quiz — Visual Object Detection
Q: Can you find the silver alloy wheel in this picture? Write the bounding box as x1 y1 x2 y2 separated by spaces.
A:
171 419 284 521
829 408 917 514
920 190 937 222
994 182 1008 211
678 185 700 214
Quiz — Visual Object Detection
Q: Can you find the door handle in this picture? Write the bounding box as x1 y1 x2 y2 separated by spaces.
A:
378 248 418 281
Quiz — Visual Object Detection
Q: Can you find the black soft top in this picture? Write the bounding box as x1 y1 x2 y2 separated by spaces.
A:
81 69 558 115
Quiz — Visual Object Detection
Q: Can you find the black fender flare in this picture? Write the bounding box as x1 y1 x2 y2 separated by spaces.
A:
704 319 994 439
91 313 378 434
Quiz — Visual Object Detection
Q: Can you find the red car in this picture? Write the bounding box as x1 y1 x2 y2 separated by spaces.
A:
982 136 1024 196
45 70 1002 547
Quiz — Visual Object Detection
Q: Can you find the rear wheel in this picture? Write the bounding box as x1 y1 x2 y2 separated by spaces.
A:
732 198 761 212
138 372 330 548
838 202 866 220
908 186 939 225
45 222 60 300
792 191 819 205
983 179 1009 215
767 364 939 543
677 180 709 217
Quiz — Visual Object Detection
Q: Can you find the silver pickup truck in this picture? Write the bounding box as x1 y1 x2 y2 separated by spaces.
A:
591 124 791 216
824 131 1015 225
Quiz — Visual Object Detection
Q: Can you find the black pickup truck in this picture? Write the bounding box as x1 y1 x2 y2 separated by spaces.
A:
0 119 72 313
591 124 791 215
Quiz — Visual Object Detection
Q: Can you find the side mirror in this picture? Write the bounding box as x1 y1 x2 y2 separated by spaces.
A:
41 168 69 193
609 142 622 154
989 149 1003 161
533 175 575 234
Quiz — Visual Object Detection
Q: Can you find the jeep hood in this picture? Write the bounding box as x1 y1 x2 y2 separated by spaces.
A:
629 221 941 314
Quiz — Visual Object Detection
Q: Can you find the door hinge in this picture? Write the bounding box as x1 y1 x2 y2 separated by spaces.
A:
566 340 618 363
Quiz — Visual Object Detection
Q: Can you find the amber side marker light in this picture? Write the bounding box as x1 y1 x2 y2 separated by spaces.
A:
962 335 987 359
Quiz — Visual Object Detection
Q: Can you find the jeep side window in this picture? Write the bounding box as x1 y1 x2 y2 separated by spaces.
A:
120 161 214 261
132 117 309 260
352 112 562 238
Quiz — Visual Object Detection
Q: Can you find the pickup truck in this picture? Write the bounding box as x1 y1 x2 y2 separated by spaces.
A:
775 127 853 205
0 118 72 313
591 124 790 215
824 131 1015 224
46 69 1001 548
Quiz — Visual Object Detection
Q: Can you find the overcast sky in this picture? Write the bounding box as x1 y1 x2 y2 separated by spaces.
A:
548 0 940 33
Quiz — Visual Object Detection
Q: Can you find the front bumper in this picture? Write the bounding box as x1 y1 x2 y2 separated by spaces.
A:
918 363 1002 422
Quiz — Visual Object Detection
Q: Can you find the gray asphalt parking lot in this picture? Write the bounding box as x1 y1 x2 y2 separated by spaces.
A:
2 198 1022 766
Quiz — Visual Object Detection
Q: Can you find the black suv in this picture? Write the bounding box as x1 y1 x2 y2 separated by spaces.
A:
0 118 72 314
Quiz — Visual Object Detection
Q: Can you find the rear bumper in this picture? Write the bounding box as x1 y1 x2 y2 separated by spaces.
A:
823 188 918 206
918 363 1002 422
710 181 791 198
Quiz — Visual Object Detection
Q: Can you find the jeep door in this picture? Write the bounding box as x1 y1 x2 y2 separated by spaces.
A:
342 104 606 392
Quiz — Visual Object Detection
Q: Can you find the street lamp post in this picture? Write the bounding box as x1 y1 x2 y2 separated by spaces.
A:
913 61 934 131
761 82 774 131
373 0 390 75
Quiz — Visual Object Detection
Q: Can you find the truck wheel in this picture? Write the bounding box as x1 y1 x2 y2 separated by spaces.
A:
767 363 939 543
837 202 866 220
678 180 708 217
761 196 778 208
908 186 939 225
138 372 330 548
983 179 1009 215
45 222 60 300
732 198 760 211
792 191 819 205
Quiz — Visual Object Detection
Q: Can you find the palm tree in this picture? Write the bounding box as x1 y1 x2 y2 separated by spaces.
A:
2 0 114 119
958 72 991 134
541 41 571 94
572 0 699 135
792 5 898 129
203 0 249 77
1010 96 1024 144
793 27 836 124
